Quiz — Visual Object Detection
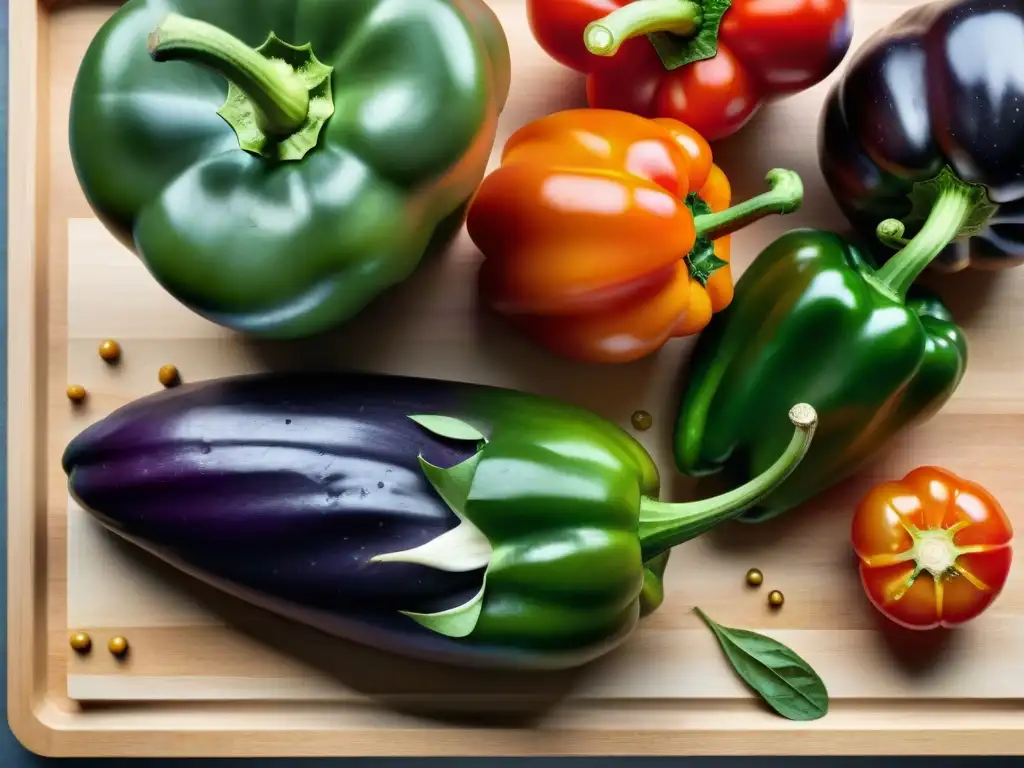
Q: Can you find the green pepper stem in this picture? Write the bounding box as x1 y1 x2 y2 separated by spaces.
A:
693 169 804 242
637 403 817 561
585 0 702 57
872 180 977 300
875 219 910 250
148 13 309 136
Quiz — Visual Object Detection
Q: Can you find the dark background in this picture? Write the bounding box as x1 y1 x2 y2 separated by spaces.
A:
0 0 1011 764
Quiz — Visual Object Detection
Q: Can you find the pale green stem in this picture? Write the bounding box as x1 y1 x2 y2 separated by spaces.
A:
693 169 804 242
584 0 703 57
638 404 818 561
873 186 975 300
148 13 309 136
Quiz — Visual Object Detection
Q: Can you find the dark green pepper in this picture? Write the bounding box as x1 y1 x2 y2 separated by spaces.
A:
673 204 971 523
69 0 511 339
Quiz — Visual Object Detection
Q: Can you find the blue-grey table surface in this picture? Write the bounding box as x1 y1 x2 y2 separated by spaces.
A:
0 0 1008 764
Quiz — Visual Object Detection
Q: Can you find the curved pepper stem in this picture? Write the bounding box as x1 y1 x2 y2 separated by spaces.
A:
872 168 996 299
692 169 804 241
637 403 817 561
585 0 702 57
148 14 335 162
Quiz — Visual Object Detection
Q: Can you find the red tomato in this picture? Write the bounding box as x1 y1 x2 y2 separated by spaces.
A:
851 466 1013 630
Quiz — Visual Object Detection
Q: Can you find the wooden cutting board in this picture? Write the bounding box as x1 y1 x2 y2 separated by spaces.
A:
9 0 1024 757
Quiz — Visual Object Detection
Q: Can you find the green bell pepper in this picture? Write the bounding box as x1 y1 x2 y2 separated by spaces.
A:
376 401 819 658
69 0 511 339
674 206 972 523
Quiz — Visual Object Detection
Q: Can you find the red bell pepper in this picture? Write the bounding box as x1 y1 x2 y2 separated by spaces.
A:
527 0 853 142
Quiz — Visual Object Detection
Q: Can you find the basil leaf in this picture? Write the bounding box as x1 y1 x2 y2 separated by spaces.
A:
648 0 734 71
694 607 829 721
684 192 727 286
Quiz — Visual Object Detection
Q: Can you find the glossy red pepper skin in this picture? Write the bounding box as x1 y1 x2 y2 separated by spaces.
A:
527 0 853 142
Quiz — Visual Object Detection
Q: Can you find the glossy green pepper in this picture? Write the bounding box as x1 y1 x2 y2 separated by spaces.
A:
674 218 970 524
377 398 818 658
69 0 511 339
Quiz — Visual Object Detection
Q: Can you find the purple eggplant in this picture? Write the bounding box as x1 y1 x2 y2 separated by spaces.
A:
64 373 817 670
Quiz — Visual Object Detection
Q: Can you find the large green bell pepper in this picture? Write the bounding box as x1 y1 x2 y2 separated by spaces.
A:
674 221 970 524
69 0 511 339
375 399 819 658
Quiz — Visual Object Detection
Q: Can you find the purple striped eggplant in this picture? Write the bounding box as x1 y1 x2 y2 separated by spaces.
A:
63 373 817 670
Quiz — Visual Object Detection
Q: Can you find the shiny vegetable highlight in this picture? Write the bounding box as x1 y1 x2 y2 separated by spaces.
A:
528 0 852 141
466 109 803 364
64 373 817 670
69 0 511 339
673 229 968 523
852 467 1013 630
820 0 1024 271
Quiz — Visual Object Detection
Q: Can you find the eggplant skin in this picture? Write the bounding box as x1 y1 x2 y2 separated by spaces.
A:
62 372 641 669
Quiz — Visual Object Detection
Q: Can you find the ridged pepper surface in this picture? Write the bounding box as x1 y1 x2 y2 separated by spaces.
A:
467 109 803 364
674 229 967 524
69 0 511 338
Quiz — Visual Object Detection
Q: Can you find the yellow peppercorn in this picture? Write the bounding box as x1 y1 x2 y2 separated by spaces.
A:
66 384 87 403
768 590 785 608
108 636 129 657
745 568 764 587
69 632 92 653
98 339 122 362
158 365 180 388
630 410 653 431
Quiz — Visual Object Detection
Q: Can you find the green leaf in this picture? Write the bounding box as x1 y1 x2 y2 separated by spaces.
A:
684 193 727 286
648 0 733 71
418 453 481 519
403 577 487 638
409 414 486 443
694 607 829 721
394 451 491 636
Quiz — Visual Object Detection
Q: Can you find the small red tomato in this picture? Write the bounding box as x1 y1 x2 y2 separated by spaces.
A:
851 466 1013 630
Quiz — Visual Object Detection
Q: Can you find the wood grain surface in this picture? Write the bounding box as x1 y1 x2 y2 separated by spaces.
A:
9 0 1024 758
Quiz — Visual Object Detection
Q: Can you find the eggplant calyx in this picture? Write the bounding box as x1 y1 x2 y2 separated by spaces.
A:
371 415 495 638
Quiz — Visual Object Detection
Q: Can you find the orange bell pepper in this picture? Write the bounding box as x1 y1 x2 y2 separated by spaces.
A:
465 109 803 364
